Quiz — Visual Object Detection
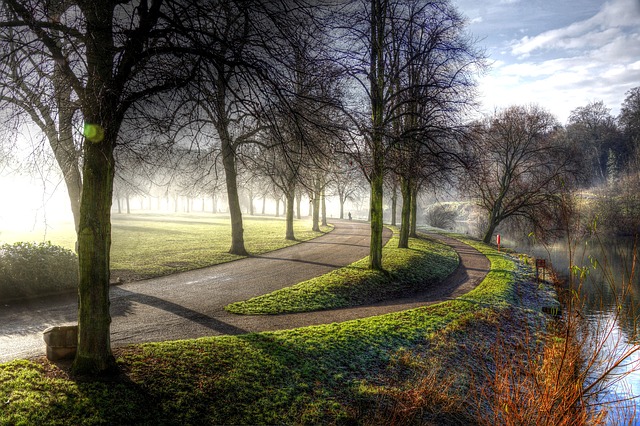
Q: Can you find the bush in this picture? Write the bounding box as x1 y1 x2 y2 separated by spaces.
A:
0 242 78 300
426 204 458 229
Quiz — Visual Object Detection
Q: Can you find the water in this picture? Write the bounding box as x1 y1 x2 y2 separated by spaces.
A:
514 236 640 423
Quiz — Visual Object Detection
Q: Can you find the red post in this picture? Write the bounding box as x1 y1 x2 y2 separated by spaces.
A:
497 234 501 251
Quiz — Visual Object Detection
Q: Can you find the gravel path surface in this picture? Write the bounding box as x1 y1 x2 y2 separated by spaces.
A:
0 221 489 362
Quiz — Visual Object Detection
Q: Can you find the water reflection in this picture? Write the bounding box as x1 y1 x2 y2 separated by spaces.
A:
515 236 640 423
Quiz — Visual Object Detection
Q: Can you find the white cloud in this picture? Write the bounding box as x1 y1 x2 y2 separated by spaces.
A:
511 0 640 56
473 0 640 123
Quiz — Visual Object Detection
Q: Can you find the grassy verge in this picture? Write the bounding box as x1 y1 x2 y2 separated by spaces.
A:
225 232 458 314
0 234 552 425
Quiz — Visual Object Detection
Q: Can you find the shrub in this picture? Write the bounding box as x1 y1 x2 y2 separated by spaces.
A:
426 204 458 229
0 242 78 300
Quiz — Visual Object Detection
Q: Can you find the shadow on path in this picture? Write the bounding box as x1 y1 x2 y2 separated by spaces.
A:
111 288 247 336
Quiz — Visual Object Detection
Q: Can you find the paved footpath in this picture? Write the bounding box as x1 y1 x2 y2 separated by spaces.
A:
0 220 489 363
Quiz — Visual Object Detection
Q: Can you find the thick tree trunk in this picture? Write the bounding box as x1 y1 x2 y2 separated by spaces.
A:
296 191 302 219
368 0 385 271
483 210 501 244
339 195 345 219
398 177 411 248
222 140 248 255
73 127 116 375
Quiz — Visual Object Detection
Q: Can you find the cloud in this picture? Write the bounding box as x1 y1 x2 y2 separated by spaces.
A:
511 0 640 56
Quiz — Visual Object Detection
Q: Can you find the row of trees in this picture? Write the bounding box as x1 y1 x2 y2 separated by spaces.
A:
0 0 486 374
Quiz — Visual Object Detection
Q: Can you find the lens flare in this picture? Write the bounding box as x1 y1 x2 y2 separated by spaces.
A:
83 123 104 143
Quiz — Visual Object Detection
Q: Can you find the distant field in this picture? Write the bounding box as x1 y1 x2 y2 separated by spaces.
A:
0 212 332 281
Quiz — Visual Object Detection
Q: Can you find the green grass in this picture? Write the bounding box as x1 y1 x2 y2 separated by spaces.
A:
0 212 332 281
0 234 527 425
226 232 459 314
109 213 333 280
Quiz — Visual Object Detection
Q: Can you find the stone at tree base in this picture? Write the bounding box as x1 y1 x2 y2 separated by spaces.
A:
43 325 78 361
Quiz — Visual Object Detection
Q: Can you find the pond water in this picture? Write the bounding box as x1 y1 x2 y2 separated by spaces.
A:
512 235 640 424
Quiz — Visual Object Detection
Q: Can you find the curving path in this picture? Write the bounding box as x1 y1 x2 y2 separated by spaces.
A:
0 220 489 363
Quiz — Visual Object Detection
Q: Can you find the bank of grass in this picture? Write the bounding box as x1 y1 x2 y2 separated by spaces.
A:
0 234 543 425
226 232 459 314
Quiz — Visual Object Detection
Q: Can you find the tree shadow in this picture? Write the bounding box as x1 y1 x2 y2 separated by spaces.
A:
110 288 247 336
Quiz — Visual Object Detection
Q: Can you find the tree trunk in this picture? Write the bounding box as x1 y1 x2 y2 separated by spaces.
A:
126 195 130 214
248 189 254 215
73 125 116 375
483 219 498 244
219 131 247 255
398 177 411 248
286 189 295 240
321 187 327 227
296 191 302 219
51 52 82 235
222 145 248 255
483 208 502 244
391 181 398 227
212 193 218 213
312 184 321 232
262 196 266 215
368 0 385 270
275 198 280 217
116 197 121 214
410 184 418 237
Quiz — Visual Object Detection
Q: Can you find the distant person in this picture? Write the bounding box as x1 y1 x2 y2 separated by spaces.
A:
348 212 352 220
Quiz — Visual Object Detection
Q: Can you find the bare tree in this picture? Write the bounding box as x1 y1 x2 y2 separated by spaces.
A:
567 101 622 185
1 0 196 374
332 0 483 267
462 105 576 244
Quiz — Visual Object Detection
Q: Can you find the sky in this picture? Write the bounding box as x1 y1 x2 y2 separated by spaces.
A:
456 0 640 124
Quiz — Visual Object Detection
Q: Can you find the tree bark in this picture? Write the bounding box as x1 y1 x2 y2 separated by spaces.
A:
312 183 321 232
74 121 117 375
321 187 328 227
296 191 302 219
391 180 398 226
410 184 418 237
221 135 248 255
398 177 411 248
286 189 295 240
368 0 385 270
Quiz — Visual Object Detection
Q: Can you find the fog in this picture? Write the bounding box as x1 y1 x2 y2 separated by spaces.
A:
0 173 74 241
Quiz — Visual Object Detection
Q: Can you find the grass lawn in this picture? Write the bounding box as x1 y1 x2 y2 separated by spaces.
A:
0 233 553 425
0 212 332 281
109 213 333 280
226 232 459 314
